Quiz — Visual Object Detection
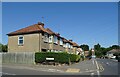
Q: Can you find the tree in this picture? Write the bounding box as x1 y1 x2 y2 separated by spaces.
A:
88 50 92 57
0 43 2 52
2 44 8 52
94 43 103 57
0 43 8 52
94 43 101 51
110 45 120 49
80 44 89 51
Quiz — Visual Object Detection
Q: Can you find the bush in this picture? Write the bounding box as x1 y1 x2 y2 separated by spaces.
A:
35 52 80 64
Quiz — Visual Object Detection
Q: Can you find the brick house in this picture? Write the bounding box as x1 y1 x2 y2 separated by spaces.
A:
7 22 80 54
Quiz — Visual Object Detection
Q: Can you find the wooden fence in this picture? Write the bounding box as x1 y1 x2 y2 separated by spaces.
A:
2 52 35 64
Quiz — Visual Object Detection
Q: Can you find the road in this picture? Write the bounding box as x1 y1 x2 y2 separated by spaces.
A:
96 58 118 75
1 58 119 76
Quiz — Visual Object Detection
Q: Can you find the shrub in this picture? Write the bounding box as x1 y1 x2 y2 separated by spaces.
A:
35 52 80 64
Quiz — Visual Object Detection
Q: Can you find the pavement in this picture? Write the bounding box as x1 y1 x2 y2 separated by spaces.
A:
1 58 119 75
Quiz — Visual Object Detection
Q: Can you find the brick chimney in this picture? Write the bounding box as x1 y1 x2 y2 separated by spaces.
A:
38 22 44 27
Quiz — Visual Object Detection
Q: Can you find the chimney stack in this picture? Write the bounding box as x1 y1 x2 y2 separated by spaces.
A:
56 33 60 36
69 39 73 42
38 22 44 27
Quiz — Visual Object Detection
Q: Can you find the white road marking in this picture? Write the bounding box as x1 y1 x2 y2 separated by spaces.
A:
0 72 16 75
92 60 95 65
95 60 100 77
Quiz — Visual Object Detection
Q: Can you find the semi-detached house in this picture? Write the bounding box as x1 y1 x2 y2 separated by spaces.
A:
7 22 80 54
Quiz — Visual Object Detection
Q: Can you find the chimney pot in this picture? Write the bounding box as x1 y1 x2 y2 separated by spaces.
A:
56 33 60 36
69 40 73 42
38 22 44 27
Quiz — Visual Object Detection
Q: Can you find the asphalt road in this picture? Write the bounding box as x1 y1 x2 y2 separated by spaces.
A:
96 58 118 75
1 58 119 76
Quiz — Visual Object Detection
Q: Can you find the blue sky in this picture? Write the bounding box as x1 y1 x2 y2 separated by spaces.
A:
2 2 118 48
0 2 2 43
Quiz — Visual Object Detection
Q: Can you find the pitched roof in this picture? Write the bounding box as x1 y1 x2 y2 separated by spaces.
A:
108 49 120 53
46 28 55 35
7 23 46 36
63 38 69 43
7 22 80 47
72 42 79 47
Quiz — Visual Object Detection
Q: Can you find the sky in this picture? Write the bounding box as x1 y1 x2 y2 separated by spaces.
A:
0 2 2 43
2 2 118 48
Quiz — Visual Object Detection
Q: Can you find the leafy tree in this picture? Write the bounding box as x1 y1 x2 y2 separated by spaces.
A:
80 44 89 51
0 43 8 52
94 43 101 51
88 50 92 57
0 43 2 52
110 45 120 49
2 44 8 52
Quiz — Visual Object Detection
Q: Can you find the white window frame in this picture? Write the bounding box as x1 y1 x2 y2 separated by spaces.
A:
18 35 24 45
68 43 71 48
49 35 53 43
63 43 66 47
60 38 63 46
44 33 49 42
71 45 73 48
66 43 69 48
54 35 58 44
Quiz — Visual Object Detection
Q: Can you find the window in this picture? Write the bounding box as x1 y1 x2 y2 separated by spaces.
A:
66 43 69 48
71 45 73 48
49 35 53 43
54 36 58 44
44 33 49 42
63 43 66 47
60 38 63 45
68 43 71 48
18 36 24 45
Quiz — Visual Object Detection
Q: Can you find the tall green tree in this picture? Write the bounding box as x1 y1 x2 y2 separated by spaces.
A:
80 44 89 51
94 43 101 51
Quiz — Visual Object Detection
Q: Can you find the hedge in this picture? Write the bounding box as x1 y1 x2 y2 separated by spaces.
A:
35 52 80 64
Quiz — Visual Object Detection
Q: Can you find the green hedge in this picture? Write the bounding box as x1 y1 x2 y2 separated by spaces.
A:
35 52 80 64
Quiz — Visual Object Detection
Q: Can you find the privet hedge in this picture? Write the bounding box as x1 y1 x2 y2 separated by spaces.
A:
35 52 80 64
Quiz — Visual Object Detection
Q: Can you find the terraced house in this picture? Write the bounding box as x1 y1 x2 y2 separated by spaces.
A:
7 22 80 54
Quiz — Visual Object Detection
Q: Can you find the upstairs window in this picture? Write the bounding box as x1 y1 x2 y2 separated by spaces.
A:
71 45 73 48
66 43 69 48
49 35 53 43
18 36 24 45
60 38 63 45
63 43 66 47
54 36 58 44
68 43 71 48
44 33 49 42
